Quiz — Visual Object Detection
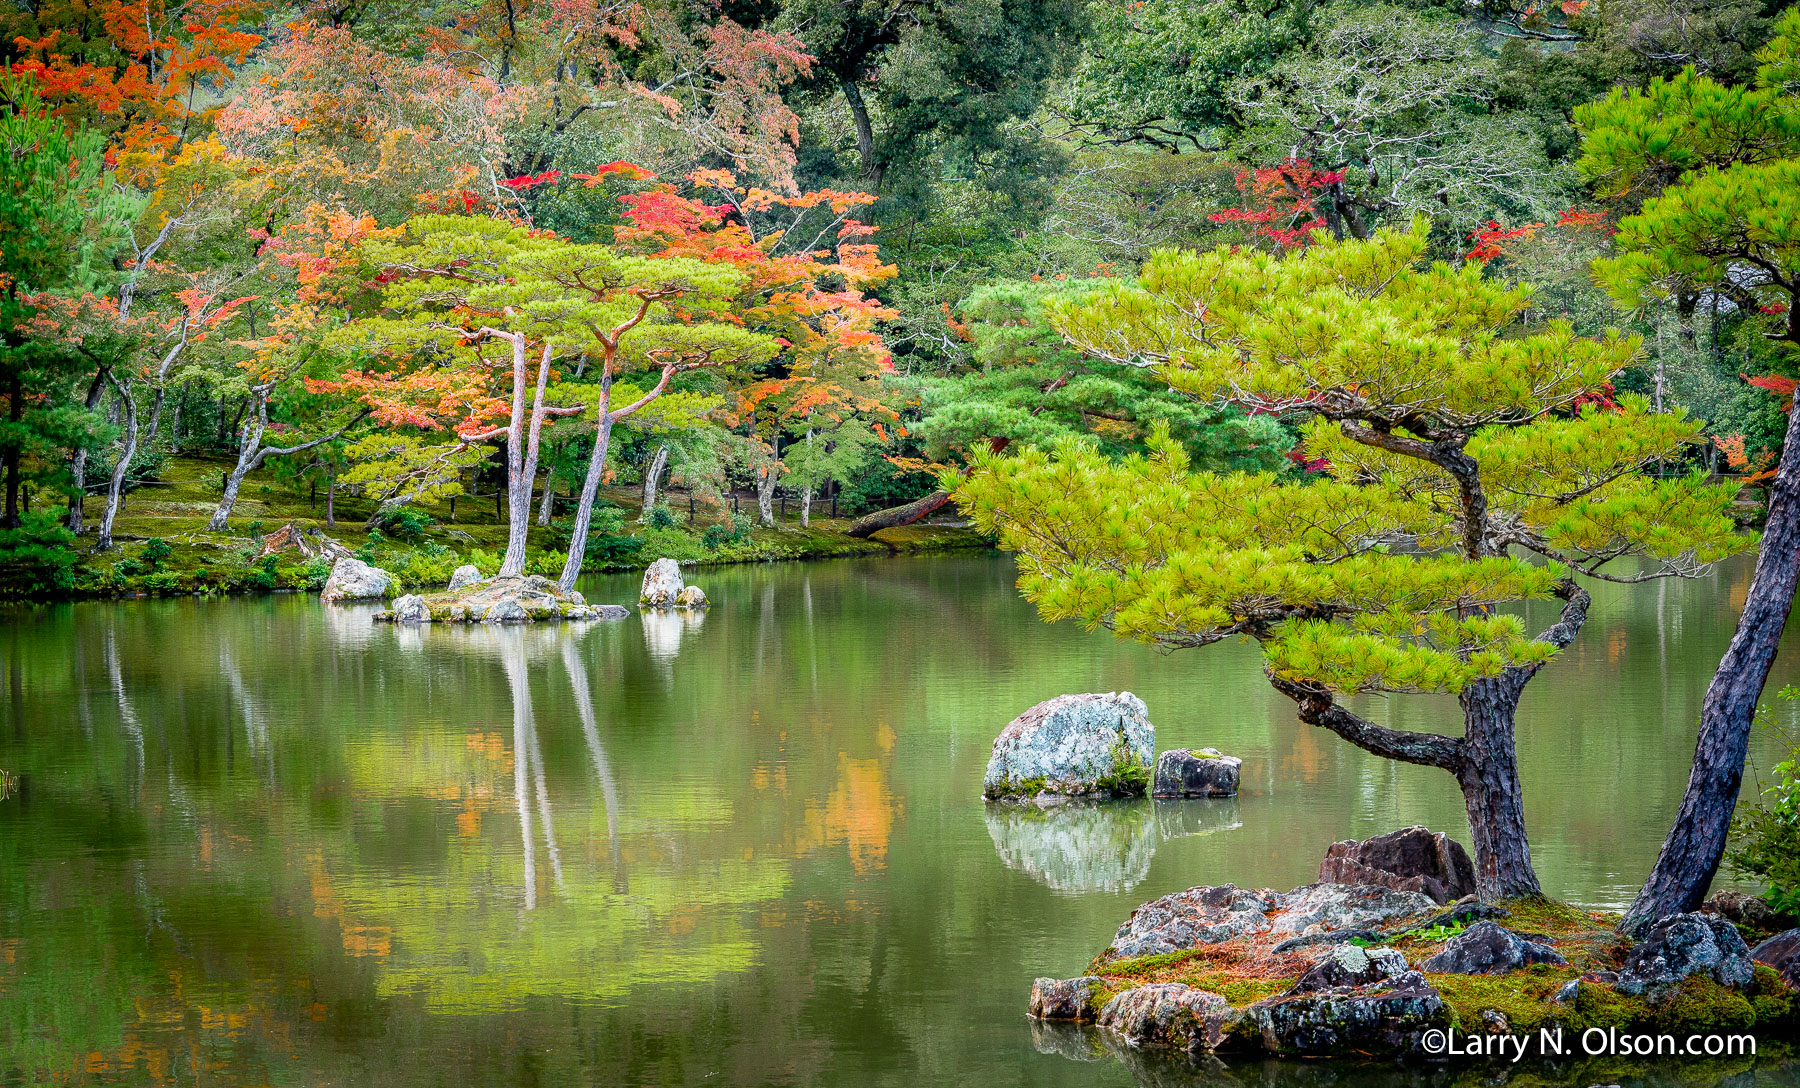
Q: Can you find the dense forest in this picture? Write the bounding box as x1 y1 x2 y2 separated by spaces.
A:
0 0 1797 593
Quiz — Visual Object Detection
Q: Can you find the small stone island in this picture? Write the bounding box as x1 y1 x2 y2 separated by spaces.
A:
373 574 629 624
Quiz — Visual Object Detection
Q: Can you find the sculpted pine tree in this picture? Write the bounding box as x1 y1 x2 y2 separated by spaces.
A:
956 224 1750 901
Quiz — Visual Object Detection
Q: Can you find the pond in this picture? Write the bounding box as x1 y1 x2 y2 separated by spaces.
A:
1 553 1797 1087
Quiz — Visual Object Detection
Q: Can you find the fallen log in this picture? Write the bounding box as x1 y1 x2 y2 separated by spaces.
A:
844 489 951 538
259 522 356 562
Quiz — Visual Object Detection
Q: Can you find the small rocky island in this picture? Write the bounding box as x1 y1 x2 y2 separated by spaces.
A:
1028 825 1800 1059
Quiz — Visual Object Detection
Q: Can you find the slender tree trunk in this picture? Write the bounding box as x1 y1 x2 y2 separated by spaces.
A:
96 374 139 551
1623 403 1800 933
1 372 22 529
841 79 884 190
800 428 814 528
326 476 336 526
66 370 108 533
537 473 556 525
1457 675 1543 900
500 342 554 578
756 463 777 527
639 443 669 522
557 372 614 593
845 489 951 538
209 390 364 532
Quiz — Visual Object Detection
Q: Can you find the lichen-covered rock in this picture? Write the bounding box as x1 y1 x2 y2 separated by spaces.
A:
483 598 528 623
1289 943 1409 993
983 692 1154 800
1103 882 1434 960
674 585 709 609
1318 826 1476 905
1617 912 1754 995
1098 984 1237 1051
593 604 630 620
1419 920 1566 974
391 593 429 624
1703 890 1787 933
321 557 393 602
1750 929 1800 990
640 558 684 608
1246 971 1446 1056
986 799 1157 894
1152 748 1240 798
447 564 484 591
1029 976 1106 1021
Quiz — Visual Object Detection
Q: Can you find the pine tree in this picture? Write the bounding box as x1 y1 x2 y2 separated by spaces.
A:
956 222 1749 901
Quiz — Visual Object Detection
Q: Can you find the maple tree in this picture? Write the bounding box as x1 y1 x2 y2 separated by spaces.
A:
957 223 1749 899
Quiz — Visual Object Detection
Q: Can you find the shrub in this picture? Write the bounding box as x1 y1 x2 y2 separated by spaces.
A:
140 538 172 570
0 512 77 594
637 525 704 562
1730 687 1800 918
302 556 333 589
144 570 183 594
646 503 681 529
373 505 435 542
701 513 755 550
115 557 147 578
246 519 264 537
246 556 280 591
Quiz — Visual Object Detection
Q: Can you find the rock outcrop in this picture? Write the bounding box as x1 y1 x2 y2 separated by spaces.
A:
391 593 429 624
983 692 1154 800
1317 826 1476 905
1616 912 1754 995
321 557 393 602
1289 943 1408 992
1098 984 1236 1051
674 585 709 609
447 564 484 591
1246 971 1446 1056
640 558 684 608
1029 976 1106 1022
1103 882 1436 961
1418 920 1566 974
1750 928 1800 989
1151 748 1240 798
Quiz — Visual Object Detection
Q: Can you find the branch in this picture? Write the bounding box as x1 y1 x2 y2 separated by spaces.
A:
1266 672 1465 770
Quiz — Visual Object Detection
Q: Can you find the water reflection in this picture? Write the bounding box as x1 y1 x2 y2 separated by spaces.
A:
985 797 1241 894
642 605 705 668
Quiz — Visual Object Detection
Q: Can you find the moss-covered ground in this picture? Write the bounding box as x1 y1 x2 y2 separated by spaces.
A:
30 455 990 599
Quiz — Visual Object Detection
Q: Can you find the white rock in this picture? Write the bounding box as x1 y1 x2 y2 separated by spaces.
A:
983 692 1154 799
321 557 393 603
391 593 430 624
639 557 684 608
673 585 708 609
447 564 484 590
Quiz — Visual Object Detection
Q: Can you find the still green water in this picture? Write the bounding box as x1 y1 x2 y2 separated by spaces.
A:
1 554 1796 1087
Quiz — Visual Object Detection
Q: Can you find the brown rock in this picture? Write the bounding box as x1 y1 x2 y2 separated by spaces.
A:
1319 826 1476 905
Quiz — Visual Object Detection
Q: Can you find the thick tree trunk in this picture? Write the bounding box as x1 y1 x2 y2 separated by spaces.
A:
1457 674 1543 900
639 443 669 522
1623 403 1800 934
96 374 138 551
756 461 778 527
841 79 884 190
558 373 615 592
845 489 951 538
67 370 108 533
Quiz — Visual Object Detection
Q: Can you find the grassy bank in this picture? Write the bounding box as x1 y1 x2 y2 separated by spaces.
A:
25 455 990 600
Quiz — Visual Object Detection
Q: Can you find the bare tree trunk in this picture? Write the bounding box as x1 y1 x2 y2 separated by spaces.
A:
208 386 365 532
500 342 555 578
639 443 669 522
96 373 139 552
537 472 556 525
1623 402 1800 933
841 79 884 190
67 369 108 533
845 490 950 538
557 372 614 593
326 475 336 526
800 428 814 528
756 462 778 527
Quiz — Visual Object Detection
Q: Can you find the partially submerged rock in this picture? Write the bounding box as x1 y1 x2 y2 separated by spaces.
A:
321 557 393 602
1617 912 1754 995
1750 928 1800 989
374 574 625 624
1098 983 1236 1052
1029 976 1106 1022
1246 970 1446 1056
1318 826 1476 905
983 691 1154 800
674 585 709 609
447 564 484 591
1418 920 1566 974
640 558 684 608
1151 748 1240 798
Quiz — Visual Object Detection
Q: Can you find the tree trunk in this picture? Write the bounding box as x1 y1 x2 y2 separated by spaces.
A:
208 389 364 532
841 79 884 190
845 489 951 538
1623 402 1800 934
639 443 669 522
756 463 777 527
537 473 556 525
1457 675 1544 900
66 370 108 533
799 428 814 527
2 371 22 529
498 340 549 579
326 476 336 526
96 374 139 552
557 372 615 593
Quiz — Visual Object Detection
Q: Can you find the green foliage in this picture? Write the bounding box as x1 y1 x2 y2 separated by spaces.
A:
645 503 682 530
139 538 171 569
374 506 435 542
637 525 706 562
0 511 77 593
958 226 1751 696
1730 687 1800 917
835 457 937 517
701 513 755 550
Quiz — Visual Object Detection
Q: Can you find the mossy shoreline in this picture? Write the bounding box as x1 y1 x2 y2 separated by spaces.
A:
6 455 992 601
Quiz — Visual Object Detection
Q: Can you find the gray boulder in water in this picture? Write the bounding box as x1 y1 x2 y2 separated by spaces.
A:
1246 971 1446 1056
1097 983 1237 1051
321 557 393 602
390 594 430 624
1152 748 1241 798
447 564 484 591
1102 881 1435 961
1028 976 1106 1021
640 557 684 607
983 692 1154 800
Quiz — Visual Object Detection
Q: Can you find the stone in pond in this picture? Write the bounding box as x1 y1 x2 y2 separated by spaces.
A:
1152 748 1240 798
674 585 708 609
1097 983 1237 1051
1318 825 1476 905
1245 970 1446 1056
1029 976 1106 1021
321 557 392 602
982 691 1153 800
447 564 484 591
391 594 429 624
